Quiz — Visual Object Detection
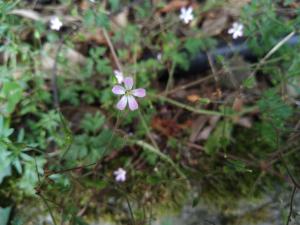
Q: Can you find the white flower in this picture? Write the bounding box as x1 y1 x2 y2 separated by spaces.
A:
89 0 95 2
157 53 162 61
114 168 126 182
114 70 124 84
179 6 194 24
228 22 244 39
50 17 63 31
112 77 146 111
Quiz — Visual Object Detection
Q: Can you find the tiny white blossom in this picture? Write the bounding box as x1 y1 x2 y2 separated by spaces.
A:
157 53 162 61
228 22 244 39
179 6 194 24
50 17 63 31
114 70 124 84
89 0 95 2
114 168 126 182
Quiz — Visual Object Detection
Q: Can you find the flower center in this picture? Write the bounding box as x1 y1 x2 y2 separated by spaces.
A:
125 90 132 96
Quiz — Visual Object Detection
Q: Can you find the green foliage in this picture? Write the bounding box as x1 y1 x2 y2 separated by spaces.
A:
257 89 293 147
162 32 189 70
223 160 253 174
243 0 292 56
184 37 217 56
204 120 233 155
63 112 123 165
0 0 299 224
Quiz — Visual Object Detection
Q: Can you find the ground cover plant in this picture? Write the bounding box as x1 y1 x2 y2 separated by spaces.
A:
0 0 300 224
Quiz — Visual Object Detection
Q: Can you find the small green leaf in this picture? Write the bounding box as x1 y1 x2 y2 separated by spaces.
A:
199 98 211 104
243 76 256 89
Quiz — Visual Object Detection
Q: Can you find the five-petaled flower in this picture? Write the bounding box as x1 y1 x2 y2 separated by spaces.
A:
114 168 126 182
228 22 244 39
50 17 63 31
179 6 194 24
114 70 124 84
112 77 146 111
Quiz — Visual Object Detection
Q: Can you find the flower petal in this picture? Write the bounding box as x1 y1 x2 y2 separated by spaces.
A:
112 85 125 95
114 168 126 182
50 17 62 30
114 70 124 83
132 88 146 98
124 77 134 90
186 6 193 14
179 14 185 21
116 96 128 110
127 95 138 111
228 28 234 34
180 7 186 15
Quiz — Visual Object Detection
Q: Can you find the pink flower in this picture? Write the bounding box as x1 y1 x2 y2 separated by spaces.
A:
112 77 146 111
114 168 126 182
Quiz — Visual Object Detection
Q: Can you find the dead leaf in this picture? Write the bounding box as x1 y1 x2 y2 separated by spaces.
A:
10 9 81 24
10 9 44 21
197 126 212 140
232 96 243 112
187 94 200 103
212 88 222 99
40 43 86 76
75 28 107 44
151 116 192 137
225 0 251 16
197 115 220 140
291 2 300 8
159 0 189 13
236 117 252 128
189 116 208 142
201 10 229 36
112 9 129 29
151 116 182 137
80 0 90 11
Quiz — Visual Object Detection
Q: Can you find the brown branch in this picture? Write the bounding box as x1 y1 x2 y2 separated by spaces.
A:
102 28 122 71
48 162 97 175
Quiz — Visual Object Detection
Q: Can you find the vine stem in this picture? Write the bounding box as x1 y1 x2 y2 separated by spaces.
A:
34 157 58 225
164 61 176 93
102 27 123 72
138 110 159 150
249 30 295 79
132 139 187 180
286 185 297 225
138 110 187 180
155 94 258 117
125 196 136 225
156 95 225 116
39 193 59 225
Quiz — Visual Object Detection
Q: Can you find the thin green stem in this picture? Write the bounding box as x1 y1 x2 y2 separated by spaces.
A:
165 62 176 93
132 139 187 180
157 95 224 116
34 157 58 225
39 194 59 225
125 196 136 225
138 110 159 150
